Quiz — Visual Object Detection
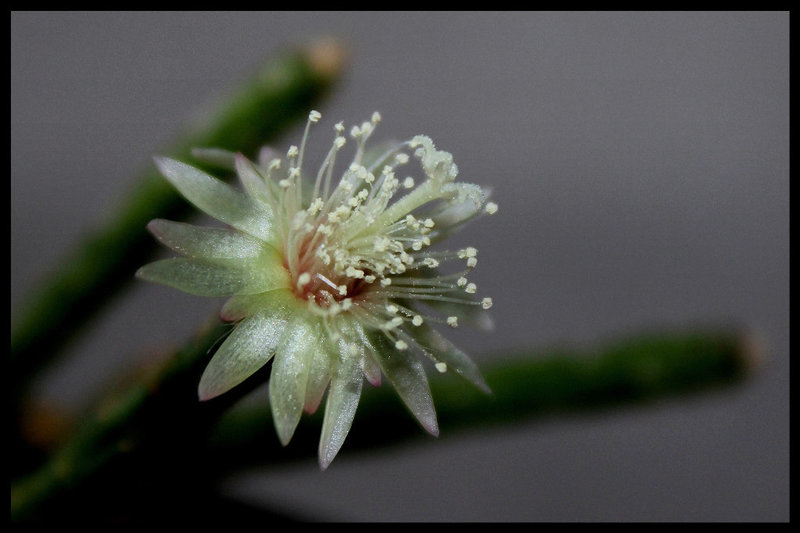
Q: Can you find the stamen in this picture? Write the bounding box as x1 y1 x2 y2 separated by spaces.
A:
263 112 494 330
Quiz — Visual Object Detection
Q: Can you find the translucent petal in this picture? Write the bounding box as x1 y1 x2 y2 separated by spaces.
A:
409 324 491 394
362 326 439 437
269 314 319 446
147 219 266 259
197 302 294 400
220 291 281 322
136 258 248 297
154 156 275 242
304 346 332 415
136 255 289 297
318 334 364 470
361 352 382 387
425 183 488 242
235 153 273 205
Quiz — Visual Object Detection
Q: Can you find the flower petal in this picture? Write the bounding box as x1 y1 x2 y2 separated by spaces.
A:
304 345 332 415
425 183 489 243
269 314 319 446
361 352 382 387
409 324 491 394
362 326 439 437
220 292 281 322
147 219 266 259
318 334 364 470
136 258 247 297
154 156 275 242
136 254 289 297
198 300 294 401
235 153 273 206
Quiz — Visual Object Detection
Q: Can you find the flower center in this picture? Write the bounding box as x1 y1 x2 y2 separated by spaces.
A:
286 230 371 310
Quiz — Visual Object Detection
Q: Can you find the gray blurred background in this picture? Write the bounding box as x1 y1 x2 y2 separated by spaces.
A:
10 12 788 521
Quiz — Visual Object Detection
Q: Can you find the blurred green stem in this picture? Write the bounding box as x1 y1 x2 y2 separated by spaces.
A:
10 40 345 402
10 325 757 523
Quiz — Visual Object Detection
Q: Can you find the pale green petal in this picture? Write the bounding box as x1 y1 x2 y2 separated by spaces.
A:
220 291 281 322
136 258 248 297
425 183 490 244
303 345 332 415
269 314 319 446
362 325 439 437
220 287 296 321
318 334 364 470
147 219 266 259
235 153 273 205
136 254 289 297
198 305 292 401
154 156 275 242
410 324 491 394
361 352 382 387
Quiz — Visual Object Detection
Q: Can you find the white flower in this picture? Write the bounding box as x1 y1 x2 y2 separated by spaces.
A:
137 111 497 468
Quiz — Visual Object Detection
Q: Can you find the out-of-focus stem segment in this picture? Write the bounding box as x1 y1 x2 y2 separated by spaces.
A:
10 41 346 400
209 326 761 465
10 327 758 523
